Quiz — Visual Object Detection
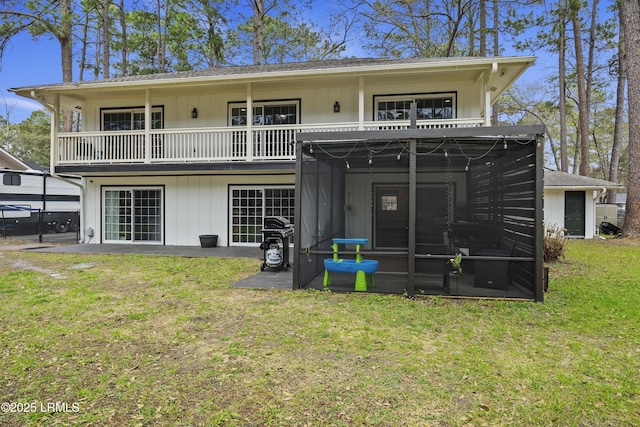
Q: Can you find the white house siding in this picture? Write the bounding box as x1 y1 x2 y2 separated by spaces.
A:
83 173 294 246
81 77 482 132
543 188 597 239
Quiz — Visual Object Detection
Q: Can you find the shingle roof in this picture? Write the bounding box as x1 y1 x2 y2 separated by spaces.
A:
10 56 526 90
544 170 622 188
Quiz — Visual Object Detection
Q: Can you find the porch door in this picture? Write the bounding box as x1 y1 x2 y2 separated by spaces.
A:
565 191 585 236
104 188 163 243
375 185 448 249
375 186 409 248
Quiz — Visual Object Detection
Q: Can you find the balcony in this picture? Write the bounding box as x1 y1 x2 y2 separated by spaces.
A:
55 118 484 166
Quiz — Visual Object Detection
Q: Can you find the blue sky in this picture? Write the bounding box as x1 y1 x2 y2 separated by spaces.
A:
0 17 547 124
0 32 61 122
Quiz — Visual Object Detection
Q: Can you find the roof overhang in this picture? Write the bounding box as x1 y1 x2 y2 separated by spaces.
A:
9 56 536 113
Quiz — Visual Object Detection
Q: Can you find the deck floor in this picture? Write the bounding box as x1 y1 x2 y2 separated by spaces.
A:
305 271 534 299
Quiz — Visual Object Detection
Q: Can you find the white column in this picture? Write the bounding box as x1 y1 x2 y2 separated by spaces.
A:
145 89 151 163
246 83 253 161
51 94 59 172
358 76 365 130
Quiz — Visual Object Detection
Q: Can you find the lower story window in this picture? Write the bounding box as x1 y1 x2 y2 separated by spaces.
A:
103 187 163 243
230 186 295 244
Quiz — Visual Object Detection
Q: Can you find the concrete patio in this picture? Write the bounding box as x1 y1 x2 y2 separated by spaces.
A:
0 239 293 291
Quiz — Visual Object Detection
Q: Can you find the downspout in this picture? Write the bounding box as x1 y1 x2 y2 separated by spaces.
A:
32 91 87 243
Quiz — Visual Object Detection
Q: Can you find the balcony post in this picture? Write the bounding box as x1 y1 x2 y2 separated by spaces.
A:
145 89 151 163
246 83 253 161
358 77 365 130
51 93 60 171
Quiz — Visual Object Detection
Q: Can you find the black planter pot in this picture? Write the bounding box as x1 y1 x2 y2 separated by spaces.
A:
199 234 218 248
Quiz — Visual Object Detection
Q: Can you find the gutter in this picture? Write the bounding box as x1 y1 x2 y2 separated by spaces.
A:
32 90 88 243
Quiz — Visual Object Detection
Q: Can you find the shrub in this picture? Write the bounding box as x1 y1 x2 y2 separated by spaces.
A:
544 223 567 262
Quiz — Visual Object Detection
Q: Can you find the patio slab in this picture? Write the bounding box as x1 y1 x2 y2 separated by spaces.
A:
23 243 264 259
12 242 294 290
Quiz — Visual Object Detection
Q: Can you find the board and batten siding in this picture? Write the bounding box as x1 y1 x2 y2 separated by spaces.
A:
83 174 294 246
81 76 482 131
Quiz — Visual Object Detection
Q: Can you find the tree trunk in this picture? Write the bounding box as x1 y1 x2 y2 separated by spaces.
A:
620 0 640 237
479 0 486 56
491 0 499 125
571 5 591 176
119 0 127 76
559 1 568 172
156 0 166 73
102 0 111 78
60 0 73 132
607 10 627 204
253 0 264 65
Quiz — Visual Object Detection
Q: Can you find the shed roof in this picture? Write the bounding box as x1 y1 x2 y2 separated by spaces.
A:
544 170 623 189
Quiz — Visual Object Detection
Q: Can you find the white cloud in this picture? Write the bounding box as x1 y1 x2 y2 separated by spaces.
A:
0 94 45 122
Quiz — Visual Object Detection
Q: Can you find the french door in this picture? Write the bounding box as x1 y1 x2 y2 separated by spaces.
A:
103 188 163 243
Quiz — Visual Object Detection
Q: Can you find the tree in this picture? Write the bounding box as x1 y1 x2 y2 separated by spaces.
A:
607 6 627 204
619 0 640 237
569 0 591 176
13 110 51 167
231 14 344 64
0 0 74 131
188 0 227 68
353 0 476 58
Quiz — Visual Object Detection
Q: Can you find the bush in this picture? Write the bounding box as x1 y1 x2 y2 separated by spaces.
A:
544 223 567 262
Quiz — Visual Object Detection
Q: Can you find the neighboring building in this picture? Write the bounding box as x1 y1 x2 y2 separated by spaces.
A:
11 56 549 300
543 169 623 238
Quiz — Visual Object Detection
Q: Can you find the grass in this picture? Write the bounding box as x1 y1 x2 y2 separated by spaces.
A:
0 239 639 426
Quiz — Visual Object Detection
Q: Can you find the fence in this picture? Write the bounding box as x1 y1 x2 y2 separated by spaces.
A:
0 207 80 244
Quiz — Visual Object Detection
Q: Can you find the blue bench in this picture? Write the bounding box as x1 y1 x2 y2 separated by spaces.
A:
323 238 379 291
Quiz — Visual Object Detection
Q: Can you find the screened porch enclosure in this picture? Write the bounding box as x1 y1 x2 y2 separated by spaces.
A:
293 125 545 301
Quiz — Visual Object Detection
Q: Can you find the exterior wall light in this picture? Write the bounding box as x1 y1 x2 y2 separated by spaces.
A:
333 101 340 113
191 108 198 119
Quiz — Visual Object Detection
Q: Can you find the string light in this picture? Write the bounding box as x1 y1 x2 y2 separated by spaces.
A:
345 159 350 169
465 159 470 171
444 149 448 158
504 140 508 150
368 152 373 165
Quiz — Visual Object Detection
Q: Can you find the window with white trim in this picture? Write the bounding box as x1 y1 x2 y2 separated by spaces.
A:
102 108 163 131
229 101 299 126
103 187 163 243
230 186 295 244
375 94 455 121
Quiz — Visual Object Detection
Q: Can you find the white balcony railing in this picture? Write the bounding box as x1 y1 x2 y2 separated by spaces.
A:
55 118 484 166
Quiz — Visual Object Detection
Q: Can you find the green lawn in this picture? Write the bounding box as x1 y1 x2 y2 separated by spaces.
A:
0 239 639 426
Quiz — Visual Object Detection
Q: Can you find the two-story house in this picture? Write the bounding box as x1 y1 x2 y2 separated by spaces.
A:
11 56 546 300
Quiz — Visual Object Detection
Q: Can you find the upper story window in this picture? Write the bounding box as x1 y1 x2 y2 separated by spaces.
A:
375 94 456 121
3 173 21 186
229 101 300 126
102 107 163 131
